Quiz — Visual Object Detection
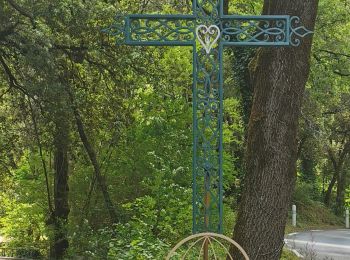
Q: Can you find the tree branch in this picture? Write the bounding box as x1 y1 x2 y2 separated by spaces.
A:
28 98 54 214
66 87 119 223
318 49 350 58
333 70 350 77
5 0 35 27
0 54 31 97
327 147 338 171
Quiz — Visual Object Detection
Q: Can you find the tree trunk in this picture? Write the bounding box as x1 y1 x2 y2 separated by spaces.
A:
231 1 318 259
50 111 70 259
325 143 350 209
324 173 337 206
300 151 316 184
335 171 346 215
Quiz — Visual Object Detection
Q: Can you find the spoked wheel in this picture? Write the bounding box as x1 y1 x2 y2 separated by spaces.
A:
166 232 249 260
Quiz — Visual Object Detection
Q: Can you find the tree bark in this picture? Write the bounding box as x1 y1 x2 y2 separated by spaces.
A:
324 143 350 209
50 109 70 259
231 1 318 259
300 150 316 184
335 171 346 215
324 173 336 206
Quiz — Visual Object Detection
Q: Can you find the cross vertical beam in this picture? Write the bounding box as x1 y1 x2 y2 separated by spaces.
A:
193 31 224 233
106 0 313 235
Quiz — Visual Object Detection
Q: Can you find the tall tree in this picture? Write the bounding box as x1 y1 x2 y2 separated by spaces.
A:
324 137 350 211
231 1 319 259
49 90 71 259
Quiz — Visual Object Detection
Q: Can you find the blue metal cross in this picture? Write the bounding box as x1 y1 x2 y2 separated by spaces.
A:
107 0 312 234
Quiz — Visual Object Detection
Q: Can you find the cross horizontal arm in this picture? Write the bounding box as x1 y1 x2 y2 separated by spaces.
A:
107 14 312 48
108 14 196 46
220 15 313 47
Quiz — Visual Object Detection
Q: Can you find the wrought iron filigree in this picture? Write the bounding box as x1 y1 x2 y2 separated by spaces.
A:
193 47 223 233
196 25 221 54
129 16 195 43
106 0 313 235
195 0 220 22
105 15 126 44
221 17 289 45
290 16 313 46
108 15 196 45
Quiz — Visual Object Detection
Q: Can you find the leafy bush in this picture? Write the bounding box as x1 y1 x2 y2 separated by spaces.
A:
292 182 319 206
68 183 191 258
108 222 170 259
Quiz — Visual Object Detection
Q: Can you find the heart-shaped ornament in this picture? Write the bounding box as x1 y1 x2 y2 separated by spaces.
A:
196 25 221 54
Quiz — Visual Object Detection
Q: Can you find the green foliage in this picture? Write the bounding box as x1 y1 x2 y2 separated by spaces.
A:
69 183 191 259
297 0 350 214
0 0 349 258
280 249 299 260
345 188 350 209
0 152 49 253
292 183 343 227
0 197 47 249
292 182 320 206
108 220 170 259
118 183 192 241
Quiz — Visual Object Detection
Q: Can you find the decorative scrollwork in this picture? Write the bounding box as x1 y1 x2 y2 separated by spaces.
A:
194 47 222 233
129 17 195 43
196 25 221 54
104 15 126 44
195 0 220 22
106 14 313 47
221 18 288 44
290 16 313 46
105 0 314 236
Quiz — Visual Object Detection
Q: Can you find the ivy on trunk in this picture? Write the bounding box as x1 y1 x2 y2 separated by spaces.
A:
231 1 319 259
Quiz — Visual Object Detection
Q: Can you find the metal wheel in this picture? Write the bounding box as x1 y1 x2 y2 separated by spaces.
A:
166 232 249 260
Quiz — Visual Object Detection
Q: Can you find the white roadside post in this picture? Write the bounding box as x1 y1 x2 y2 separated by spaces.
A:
346 209 349 229
292 205 297 227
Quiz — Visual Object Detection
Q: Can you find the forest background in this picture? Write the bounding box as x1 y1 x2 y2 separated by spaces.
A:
0 0 349 258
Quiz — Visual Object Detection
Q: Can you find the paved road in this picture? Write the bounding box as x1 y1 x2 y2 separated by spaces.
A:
285 229 350 260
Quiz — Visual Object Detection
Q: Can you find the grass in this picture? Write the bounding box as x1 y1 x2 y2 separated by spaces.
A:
285 200 343 234
281 249 300 260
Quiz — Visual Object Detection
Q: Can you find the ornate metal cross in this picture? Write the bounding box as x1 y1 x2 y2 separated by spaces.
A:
107 0 312 234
